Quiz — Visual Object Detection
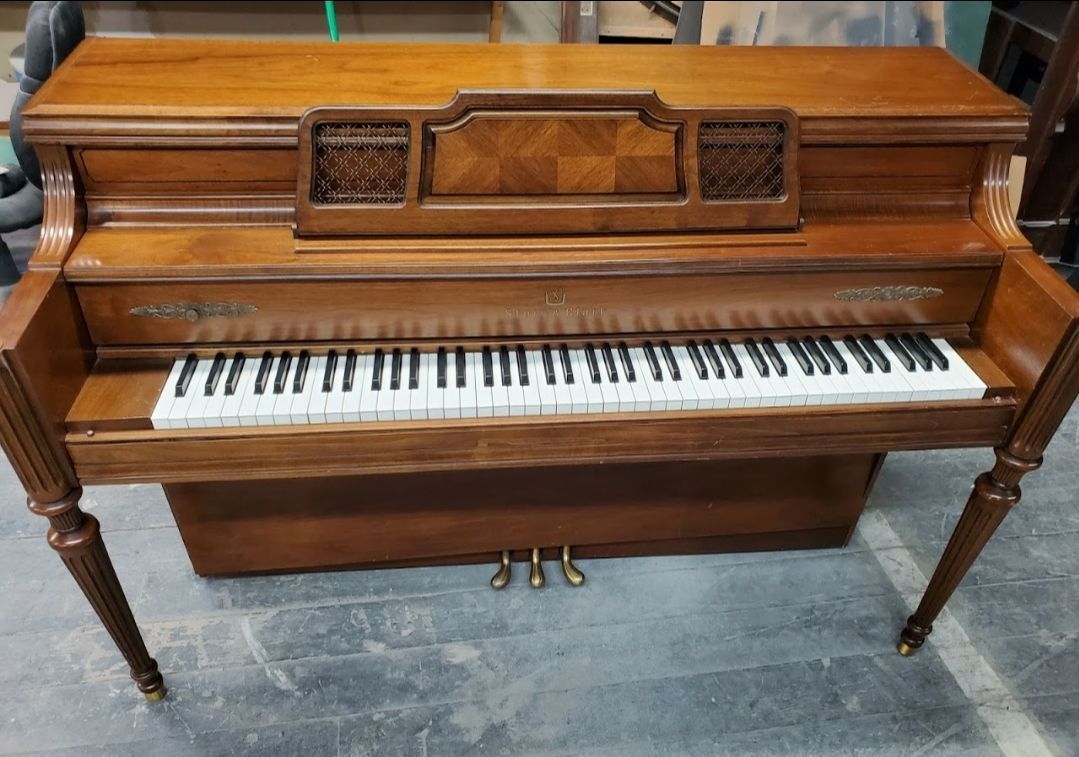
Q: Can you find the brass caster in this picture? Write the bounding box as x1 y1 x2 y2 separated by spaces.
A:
529 548 545 588
896 640 916 657
490 550 512 590
560 545 585 587
144 687 168 703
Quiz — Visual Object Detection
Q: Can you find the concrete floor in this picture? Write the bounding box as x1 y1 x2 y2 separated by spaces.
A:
0 402 1074 756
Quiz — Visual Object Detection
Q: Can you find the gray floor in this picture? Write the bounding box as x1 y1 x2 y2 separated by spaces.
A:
0 403 1074 756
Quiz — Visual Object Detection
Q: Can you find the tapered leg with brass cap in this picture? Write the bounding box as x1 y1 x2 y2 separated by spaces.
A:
529 548 545 588
560 545 585 586
490 550 512 589
29 488 167 701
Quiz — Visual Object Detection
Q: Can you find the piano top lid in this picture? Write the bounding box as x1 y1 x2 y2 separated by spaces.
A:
24 38 1026 121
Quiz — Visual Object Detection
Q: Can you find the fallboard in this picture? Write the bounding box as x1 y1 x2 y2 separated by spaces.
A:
295 91 800 236
75 267 990 346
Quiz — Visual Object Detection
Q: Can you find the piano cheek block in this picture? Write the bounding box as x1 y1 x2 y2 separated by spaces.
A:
7 38 1079 706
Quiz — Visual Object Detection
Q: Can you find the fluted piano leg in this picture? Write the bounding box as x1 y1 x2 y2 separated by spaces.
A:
898 450 1037 654
28 487 166 700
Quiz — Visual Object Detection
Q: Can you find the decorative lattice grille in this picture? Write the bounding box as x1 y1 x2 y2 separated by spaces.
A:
311 122 409 205
698 121 785 201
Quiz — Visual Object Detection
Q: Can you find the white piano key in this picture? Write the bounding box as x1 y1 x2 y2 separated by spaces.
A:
474 351 494 418
550 349 573 414
289 355 322 424
252 357 281 426
491 355 511 418
733 344 780 408
507 352 527 417
424 353 444 420
578 350 604 413
220 355 256 426
392 360 413 421
151 359 187 430
306 356 332 424
374 355 397 421
238 357 269 427
565 350 589 414
609 356 635 412
181 360 216 429
352 354 373 422
458 352 478 419
521 351 544 416
325 355 347 423
671 348 700 410
444 352 463 419
531 350 557 416
628 347 661 412
772 344 808 407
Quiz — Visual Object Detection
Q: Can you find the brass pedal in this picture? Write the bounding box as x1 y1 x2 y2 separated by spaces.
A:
560 545 585 587
529 547 545 588
490 550 512 589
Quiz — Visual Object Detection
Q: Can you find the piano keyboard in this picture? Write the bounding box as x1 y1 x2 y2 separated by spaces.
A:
149 334 987 430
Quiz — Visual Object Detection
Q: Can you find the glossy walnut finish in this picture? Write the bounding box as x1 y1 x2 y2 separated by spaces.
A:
296 94 800 235
164 457 880 576
1 40 1077 700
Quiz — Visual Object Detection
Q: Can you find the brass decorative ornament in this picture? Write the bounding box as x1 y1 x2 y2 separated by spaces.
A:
129 302 258 322
833 286 944 302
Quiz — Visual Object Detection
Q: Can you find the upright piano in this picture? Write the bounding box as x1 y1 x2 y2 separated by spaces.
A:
1 39 1076 701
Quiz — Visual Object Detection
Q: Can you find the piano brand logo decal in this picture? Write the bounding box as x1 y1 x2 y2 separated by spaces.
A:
504 289 606 319
545 288 567 306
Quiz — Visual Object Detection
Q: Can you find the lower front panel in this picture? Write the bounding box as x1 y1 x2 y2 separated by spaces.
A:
163 454 883 576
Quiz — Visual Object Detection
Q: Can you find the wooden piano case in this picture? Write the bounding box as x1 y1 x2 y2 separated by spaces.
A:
3 40 1077 700
163 456 883 576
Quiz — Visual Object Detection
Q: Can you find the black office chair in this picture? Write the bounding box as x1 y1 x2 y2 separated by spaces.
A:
0 1 84 289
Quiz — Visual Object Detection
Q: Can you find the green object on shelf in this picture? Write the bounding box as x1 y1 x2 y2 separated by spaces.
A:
324 1 339 42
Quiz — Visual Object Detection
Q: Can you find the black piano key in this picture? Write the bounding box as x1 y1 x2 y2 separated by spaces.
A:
916 332 949 370
542 345 557 385
761 337 787 377
801 337 831 375
455 346 466 388
343 349 357 392
686 340 707 380
702 339 725 379
644 341 663 381
818 336 848 375
205 352 227 395
390 348 403 390
482 346 494 388
660 341 681 380
499 345 512 387
885 334 917 372
516 345 530 387
254 351 273 395
175 353 198 397
370 348 384 391
618 342 636 383
322 350 338 393
786 338 814 376
844 336 873 373
900 333 933 371
744 339 769 377
273 351 292 394
859 335 890 373
585 343 602 383
559 344 575 384
292 350 310 393
719 339 742 378
409 348 420 390
601 343 619 383
224 352 246 396
437 347 447 389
